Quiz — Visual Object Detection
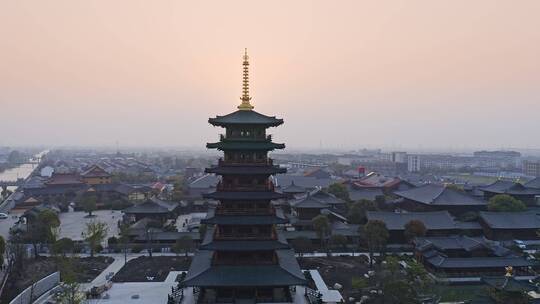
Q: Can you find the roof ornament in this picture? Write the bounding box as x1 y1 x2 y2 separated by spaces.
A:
238 48 254 111
505 266 513 277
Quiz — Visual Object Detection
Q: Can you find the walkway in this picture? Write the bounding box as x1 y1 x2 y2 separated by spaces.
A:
308 270 343 303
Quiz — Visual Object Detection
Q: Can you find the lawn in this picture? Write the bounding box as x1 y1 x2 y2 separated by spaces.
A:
431 284 488 302
112 256 191 282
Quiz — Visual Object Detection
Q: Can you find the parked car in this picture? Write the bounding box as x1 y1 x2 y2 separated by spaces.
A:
0 213 8 219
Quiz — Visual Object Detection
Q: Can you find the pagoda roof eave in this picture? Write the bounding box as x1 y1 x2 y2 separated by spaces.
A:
202 207 288 225
203 191 287 200
183 249 306 287
208 110 284 127
206 141 285 151
205 165 286 175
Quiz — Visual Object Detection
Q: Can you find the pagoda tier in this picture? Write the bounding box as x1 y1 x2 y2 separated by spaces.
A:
205 161 286 175
208 110 284 127
199 226 290 251
182 50 305 304
206 141 285 151
183 250 305 287
203 191 286 201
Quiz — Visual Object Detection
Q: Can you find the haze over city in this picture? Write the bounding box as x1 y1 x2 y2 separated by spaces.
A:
1 1 539 151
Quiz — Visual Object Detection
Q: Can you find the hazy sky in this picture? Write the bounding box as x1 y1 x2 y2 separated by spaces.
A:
1 1 539 151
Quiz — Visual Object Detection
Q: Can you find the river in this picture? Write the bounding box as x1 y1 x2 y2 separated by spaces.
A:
0 150 48 191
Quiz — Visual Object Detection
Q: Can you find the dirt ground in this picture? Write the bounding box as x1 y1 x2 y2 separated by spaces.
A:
299 256 370 302
1 256 113 303
112 256 191 282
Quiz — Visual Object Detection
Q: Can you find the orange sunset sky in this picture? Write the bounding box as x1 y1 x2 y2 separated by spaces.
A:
1 1 539 151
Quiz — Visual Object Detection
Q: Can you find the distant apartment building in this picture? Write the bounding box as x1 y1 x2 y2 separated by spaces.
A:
407 155 421 172
523 160 540 177
392 151 407 164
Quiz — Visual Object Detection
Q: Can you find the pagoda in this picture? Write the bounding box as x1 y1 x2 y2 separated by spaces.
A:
183 50 306 303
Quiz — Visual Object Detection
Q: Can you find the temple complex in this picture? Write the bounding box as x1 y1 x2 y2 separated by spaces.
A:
182 50 306 303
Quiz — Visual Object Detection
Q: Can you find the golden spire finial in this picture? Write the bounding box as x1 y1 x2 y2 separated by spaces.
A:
238 48 254 111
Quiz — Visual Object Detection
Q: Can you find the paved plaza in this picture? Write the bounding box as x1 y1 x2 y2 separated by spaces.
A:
58 210 121 241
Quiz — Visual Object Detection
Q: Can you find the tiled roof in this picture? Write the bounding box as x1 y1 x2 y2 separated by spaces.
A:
203 191 286 200
479 180 540 195
45 173 84 185
206 141 285 151
290 195 329 209
123 198 178 214
274 174 336 189
189 174 220 189
415 235 490 252
426 255 536 269
525 177 540 189
366 211 457 230
479 211 540 229
202 210 288 225
206 165 286 175
81 164 111 178
183 249 305 287
208 110 283 127
395 184 486 206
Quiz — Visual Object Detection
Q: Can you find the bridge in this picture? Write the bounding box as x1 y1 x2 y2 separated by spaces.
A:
0 179 25 188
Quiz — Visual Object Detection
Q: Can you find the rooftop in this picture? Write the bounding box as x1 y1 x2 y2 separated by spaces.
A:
183 249 305 287
479 211 540 229
208 110 283 127
366 211 457 230
395 184 486 206
479 180 540 195
123 198 178 214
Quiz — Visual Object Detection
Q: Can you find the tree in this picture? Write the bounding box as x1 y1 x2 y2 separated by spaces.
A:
363 220 389 267
199 224 207 240
374 195 386 207
0 236 5 266
7 150 22 163
172 236 194 257
351 277 369 290
81 195 97 217
406 260 431 293
52 238 75 257
312 215 331 249
291 236 313 258
25 209 60 258
83 221 108 258
330 234 348 250
347 199 377 224
382 280 417 304
56 259 84 304
347 204 364 224
373 256 431 304
171 177 186 201
445 184 465 193
327 183 350 202
118 222 131 264
488 194 526 212
404 220 427 243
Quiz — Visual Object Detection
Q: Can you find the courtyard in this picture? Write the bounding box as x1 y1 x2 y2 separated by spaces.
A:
58 210 122 241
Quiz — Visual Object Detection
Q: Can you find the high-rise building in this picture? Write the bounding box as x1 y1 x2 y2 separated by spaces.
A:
407 155 421 172
182 50 306 302
523 160 540 177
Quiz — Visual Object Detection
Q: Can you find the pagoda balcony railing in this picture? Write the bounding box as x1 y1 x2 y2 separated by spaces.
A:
218 158 274 166
216 233 274 240
215 207 275 215
212 258 276 266
220 134 272 142
216 182 275 192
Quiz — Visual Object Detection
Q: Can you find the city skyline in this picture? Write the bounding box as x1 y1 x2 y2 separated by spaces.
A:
1 1 539 150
